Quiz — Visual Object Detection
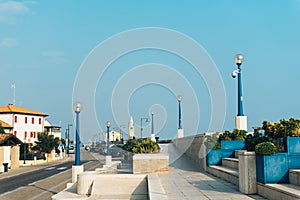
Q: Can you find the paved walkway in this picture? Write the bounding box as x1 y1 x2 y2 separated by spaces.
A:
158 143 266 200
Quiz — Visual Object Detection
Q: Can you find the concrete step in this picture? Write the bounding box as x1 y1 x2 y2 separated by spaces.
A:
206 165 239 186
289 169 300 187
257 182 300 200
222 157 239 170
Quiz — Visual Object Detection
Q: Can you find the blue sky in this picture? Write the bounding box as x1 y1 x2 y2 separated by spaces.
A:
0 0 300 143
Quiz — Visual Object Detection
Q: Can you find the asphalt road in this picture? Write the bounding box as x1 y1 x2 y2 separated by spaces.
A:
0 150 104 200
0 161 76 194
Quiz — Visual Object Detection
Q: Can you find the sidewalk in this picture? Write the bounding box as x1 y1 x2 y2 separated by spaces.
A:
0 156 72 181
158 143 266 200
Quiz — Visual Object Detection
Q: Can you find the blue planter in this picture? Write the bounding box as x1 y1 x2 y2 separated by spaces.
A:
285 137 300 168
207 149 222 166
221 140 245 158
286 137 300 155
256 153 289 184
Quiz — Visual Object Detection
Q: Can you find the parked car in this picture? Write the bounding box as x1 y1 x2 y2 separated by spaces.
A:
67 145 75 154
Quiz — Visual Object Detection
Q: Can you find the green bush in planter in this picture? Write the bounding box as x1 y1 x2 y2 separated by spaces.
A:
122 138 160 154
205 132 221 149
255 142 278 155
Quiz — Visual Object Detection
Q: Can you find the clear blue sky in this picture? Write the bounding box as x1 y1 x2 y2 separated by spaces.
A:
1 0 300 143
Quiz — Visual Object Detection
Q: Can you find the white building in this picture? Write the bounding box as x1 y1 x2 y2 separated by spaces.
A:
44 120 61 139
0 104 48 144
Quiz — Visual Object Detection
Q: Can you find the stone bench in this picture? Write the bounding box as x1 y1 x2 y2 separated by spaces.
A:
289 169 300 186
206 165 239 186
257 182 300 200
222 157 239 170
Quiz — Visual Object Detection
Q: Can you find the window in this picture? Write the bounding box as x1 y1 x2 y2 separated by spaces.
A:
25 117 27 124
32 117 34 124
39 118 41 125
24 131 27 138
14 131 17 136
30 132 33 138
14 116 17 123
34 132 36 138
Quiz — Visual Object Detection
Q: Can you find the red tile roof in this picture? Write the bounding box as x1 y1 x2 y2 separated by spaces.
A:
0 133 23 145
0 104 48 116
0 120 12 129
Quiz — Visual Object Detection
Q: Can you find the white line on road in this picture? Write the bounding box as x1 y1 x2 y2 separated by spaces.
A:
57 167 67 170
45 167 56 170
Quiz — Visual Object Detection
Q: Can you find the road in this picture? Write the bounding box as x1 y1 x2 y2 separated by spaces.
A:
0 150 104 200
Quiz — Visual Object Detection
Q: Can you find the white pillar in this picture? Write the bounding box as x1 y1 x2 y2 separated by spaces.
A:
105 155 112 166
239 151 256 194
235 116 247 131
151 134 156 142
72 165 84 183
177 129 184 138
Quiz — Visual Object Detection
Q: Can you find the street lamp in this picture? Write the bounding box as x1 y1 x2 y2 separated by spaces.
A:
106 121 111 156
120 125 126 143
23 137 26 164
177 95 184 138
232 54 247 130
140 117 149 139
177 95 182 129
150 111 155 142
73 102 82 166
67 123 72 157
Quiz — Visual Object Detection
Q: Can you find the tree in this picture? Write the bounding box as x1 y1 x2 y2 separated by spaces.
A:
33 132 60 155
0 124 5 133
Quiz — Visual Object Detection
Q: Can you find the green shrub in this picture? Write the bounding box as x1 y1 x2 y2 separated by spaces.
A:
244 130 267 151
122 138 160 154
255 142 278 155
218 129 247 142
205 132 221 149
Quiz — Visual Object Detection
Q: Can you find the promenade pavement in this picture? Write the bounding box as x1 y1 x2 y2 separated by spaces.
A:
159 143 266 200
0 145 268 200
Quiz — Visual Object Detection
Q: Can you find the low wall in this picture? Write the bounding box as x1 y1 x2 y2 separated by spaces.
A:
173 134 206 171
133 153 169 174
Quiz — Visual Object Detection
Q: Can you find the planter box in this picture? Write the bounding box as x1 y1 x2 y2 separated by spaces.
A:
286 137 300 155
132 153 169 174
207 149 222 166
256 153 289 184
285 137 300 168
221 140 245 158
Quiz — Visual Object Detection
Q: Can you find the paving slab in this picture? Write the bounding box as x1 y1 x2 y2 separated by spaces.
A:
158 143 266 200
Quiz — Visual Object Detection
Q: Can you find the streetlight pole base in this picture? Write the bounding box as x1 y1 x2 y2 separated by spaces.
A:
235 116 248 131
177 129 184 138
150 134 156 142
105 155 112 166
72 165 84 183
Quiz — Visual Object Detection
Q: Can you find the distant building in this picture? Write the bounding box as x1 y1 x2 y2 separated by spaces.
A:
128 116 135 140
44 120 61 139
0 120 13 134
0 104 48 144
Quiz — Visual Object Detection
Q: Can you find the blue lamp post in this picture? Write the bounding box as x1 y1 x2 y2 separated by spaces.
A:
177 95 182 129
151 112 154 135
232 54 244 116
73 102 82 166
140 117 149 139
106 121 111 156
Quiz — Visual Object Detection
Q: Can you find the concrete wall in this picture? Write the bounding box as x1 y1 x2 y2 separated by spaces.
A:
173 134 206 171
10 145 20 169
133 154 169 174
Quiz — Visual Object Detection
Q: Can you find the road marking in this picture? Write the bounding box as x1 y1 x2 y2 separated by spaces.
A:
45 167 56 170
57 167 67 170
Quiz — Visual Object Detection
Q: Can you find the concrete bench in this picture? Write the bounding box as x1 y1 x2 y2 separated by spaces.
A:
289 169 300 187
206 165 239 186
222 157 239 170
257 182 300 200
